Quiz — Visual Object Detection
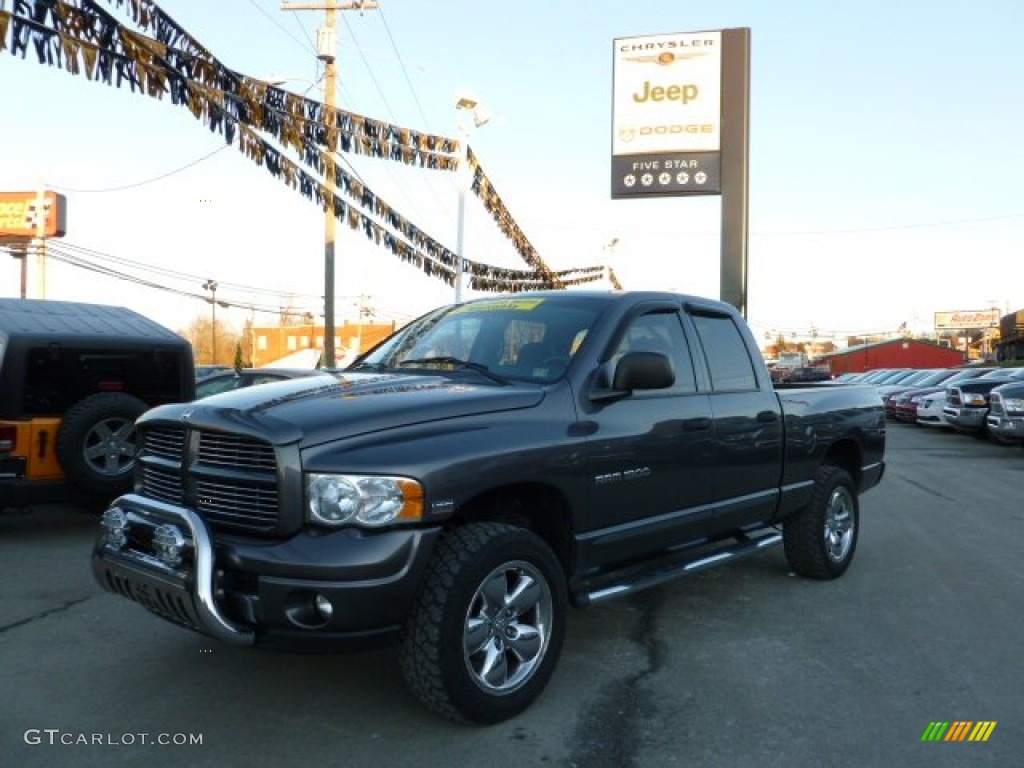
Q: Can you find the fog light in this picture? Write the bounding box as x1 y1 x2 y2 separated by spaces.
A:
153 523 187 567
314 593 333 620
100 507 128 550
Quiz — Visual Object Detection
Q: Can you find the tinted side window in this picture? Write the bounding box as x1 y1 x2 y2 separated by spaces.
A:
690 313 758 391
613 311 697 394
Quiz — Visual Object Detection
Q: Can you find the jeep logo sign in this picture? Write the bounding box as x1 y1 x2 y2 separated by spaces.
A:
611 30 723 198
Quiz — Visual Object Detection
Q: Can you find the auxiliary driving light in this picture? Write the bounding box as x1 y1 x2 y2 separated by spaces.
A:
314 593 334 621
100 507 129 550
152 523 187 567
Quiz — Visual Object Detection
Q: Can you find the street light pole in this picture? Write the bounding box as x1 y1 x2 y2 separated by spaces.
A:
454 92 490 304
454 148 468 304
203 279 218 364
321 8 338 368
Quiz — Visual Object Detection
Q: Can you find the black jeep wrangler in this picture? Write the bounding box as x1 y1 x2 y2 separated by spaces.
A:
0 298 194 509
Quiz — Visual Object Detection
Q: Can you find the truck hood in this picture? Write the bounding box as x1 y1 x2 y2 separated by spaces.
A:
140 371 545 445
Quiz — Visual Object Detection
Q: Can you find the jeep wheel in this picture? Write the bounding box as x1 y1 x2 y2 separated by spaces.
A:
783 465 859 579
399 523 567 724
56 392 149 497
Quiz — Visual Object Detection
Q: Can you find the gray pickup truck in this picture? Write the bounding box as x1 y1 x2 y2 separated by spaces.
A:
92 290 885 723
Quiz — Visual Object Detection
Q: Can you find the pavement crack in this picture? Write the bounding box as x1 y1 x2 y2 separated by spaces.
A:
892 471 956 502
567 590 667 767
0 596 91 635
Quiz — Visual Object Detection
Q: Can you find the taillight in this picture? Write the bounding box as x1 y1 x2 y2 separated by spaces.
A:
0 425 16 453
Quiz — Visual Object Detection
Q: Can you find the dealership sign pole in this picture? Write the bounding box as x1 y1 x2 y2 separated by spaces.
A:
611 28 750 316
0 190 67 299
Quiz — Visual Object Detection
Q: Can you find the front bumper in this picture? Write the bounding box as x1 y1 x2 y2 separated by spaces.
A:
92 494 442 651
943 406 987 432
916 404 949 427
986 414 1024 444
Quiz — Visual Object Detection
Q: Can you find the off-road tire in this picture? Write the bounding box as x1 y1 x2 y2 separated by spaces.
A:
399 522 567 724
56 392 148 497
783 465 859 579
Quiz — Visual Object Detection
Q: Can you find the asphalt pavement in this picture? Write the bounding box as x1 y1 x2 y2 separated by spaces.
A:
1 422 1021 767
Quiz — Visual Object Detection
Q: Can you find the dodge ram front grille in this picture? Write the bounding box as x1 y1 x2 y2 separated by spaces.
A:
198 432 276 471
144 427 186 461
141 464 185 506
195 477 278 528
139 426 280 532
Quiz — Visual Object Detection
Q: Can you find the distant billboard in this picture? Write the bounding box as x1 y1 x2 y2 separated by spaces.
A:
934 310 1001 330
0 191 67 240
611 30 723 198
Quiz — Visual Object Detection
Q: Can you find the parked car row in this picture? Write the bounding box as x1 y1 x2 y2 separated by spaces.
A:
194 366 336 399
774 366 833 383
873 365 1024 446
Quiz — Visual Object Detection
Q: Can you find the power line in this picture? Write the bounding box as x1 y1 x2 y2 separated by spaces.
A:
251 0 316 54
753 212 1024 237
334 14 439 224
52 241 317 300
50 144 231 193
370 5 457 226
376 4 434 134
39 240 325 314
524 211 1024 239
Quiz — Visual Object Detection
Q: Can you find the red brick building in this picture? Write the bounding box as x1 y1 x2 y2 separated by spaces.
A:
250 319 397 368
821 338 966 376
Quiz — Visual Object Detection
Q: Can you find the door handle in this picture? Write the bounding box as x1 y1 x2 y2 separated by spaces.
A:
756 410 779 423
683 417 711 431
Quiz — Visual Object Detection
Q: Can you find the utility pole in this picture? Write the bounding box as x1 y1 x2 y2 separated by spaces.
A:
33 185 47 299
203 279 219 364
281 1 379 368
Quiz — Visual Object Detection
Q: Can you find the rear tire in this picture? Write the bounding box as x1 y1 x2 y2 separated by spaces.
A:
56 392 148 498
399 523 567 724
784 465 859 579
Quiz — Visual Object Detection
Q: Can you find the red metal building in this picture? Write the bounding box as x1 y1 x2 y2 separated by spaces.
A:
822 339 965 375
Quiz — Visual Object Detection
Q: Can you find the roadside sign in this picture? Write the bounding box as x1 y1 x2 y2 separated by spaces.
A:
0 191 67 240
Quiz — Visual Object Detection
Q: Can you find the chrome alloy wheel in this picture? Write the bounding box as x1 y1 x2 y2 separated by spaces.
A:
463 560 553 694
82 416 138 476
823 485 856 562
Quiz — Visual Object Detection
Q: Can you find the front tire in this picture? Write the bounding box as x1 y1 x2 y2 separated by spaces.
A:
783 465 859 579
399 523 567 724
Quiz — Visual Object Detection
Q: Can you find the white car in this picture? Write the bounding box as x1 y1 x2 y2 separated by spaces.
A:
917 390 952 428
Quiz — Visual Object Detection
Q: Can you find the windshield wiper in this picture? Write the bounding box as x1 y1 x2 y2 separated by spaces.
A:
399 357 508 384
346 361 387 372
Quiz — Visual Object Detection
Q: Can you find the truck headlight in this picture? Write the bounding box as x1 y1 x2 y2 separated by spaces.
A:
306 474 424 527
1003 397 1024 414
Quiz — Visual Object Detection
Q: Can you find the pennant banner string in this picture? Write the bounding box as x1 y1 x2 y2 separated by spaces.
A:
88 0 460 156
1 7 609 292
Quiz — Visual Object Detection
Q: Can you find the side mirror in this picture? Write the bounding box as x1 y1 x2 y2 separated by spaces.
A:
591 352 675 402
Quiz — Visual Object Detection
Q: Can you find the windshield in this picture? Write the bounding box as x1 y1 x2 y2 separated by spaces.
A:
352 295 608 383
911 369 958 387
980 367 1022 379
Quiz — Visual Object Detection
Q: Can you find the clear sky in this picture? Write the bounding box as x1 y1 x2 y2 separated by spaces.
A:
2 0 1022 346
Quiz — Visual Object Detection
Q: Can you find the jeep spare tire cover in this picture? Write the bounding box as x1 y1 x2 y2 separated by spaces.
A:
56 392 149 497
